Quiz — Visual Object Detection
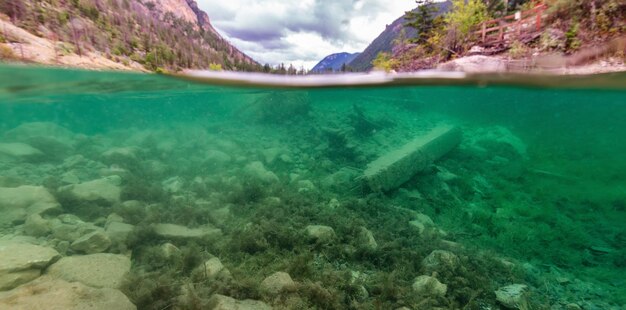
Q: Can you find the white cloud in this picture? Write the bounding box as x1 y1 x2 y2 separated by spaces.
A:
196 0 417 69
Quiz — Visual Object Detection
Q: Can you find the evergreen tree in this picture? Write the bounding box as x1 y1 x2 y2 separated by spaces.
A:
404 0 438 44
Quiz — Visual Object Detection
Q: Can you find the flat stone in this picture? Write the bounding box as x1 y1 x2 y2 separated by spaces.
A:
305 225 335 243
495 284 529 309
46 253 131 289
0 185 60 226
412 275 447 297
153 223 221 240
70 231 111 254
0 242 60 290
0 276 136 310
260 272 296 295
0 142 44 161
60 176 122 204
207 294 272 310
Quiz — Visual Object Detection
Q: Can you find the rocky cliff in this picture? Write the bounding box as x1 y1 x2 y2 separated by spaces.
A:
0 0 258 71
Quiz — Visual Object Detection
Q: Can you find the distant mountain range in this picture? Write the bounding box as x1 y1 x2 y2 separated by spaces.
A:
310 52 360 73
349 1 452 71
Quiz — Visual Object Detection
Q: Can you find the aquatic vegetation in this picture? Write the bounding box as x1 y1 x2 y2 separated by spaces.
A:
0 66 624 309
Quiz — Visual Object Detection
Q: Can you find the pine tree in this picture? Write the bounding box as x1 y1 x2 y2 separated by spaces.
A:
404 0 438 44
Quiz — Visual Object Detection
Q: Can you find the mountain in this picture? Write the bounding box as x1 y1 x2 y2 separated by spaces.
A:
349 1 451 71
0 0 259 72
310 52 360 73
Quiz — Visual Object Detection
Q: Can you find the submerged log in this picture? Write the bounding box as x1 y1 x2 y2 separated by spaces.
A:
363 125 462 192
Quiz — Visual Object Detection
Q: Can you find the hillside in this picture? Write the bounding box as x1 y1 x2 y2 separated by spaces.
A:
349 1 451 71
0 0 259 72
310 52 360 73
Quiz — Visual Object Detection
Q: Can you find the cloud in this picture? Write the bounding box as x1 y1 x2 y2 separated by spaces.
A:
196 0 417 69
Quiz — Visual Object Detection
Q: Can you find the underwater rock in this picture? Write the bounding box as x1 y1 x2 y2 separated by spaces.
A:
105 221 135 246
260 272 296 295
0 185 61 226
46 253 131 289
422 250 461 273
0 241 60 291
0 142 45 162
160 243 182 260
297 180 317 193
0 276 136 310
305 225 336 243
465 126 528 159
206 149 232 165
49 214 100 242
24 214 51 237
70 231 112 254
244 161 279 183
193 257 230 280
363 125 462 192
412 275 447 297
153 223 222 240
495 284 529 309
4 122 75 144
206 294 272 310
60 176 122 204
409 213 435 234
102 147 139 164
356 227 378 251
261 147 283 164
321 167 360 192
162 176 185 193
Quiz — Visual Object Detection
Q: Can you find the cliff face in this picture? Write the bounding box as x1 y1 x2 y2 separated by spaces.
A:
0 0 258 71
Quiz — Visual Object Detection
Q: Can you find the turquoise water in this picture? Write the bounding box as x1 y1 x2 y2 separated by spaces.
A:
1 64 625 309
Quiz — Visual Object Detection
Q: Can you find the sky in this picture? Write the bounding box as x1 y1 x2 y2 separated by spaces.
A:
196 0 417 70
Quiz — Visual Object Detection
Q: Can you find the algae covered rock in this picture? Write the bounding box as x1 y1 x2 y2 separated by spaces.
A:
244 161 279 183
24 214 51 237
356 227 378 251
260 272 296 295
0 276 136 310
70 230 112 254
305 225 335 243
105 221 135 245
206 294 272 310
46 253 131 289
422 250 460 273
412 275 447 297
0 241 60 291
192 257 230 280
495 284 529 309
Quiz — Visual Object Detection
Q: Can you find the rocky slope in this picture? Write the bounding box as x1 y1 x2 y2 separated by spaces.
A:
349 1 451 71
0 0 259 71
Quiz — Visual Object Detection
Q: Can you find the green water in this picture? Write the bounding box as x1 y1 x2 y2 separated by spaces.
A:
1 64 625 309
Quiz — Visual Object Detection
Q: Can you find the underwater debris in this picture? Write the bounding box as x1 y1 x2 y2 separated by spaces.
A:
363 125 462 192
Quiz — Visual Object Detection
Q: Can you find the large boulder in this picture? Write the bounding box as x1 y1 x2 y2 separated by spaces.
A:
0 186 60 226
0 276 136 310
59 176 122 204
244 161 279 183
422 250 460 273
46 253 131 289
0 241 60 291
